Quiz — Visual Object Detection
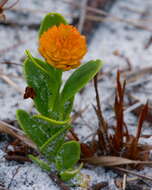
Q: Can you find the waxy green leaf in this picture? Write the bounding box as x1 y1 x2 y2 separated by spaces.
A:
56 141 80 171
33 114 70 125
16 110 64 147
40 125 71 162
39 13 67 37
29 155 50 172
60 163 83 181
62 96 74 120
24 51 61 116
61 60 103 105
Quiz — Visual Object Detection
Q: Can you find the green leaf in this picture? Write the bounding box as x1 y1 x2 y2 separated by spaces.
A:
32 56 55 74
16 110 64 147
56 141 80 171
39 13 67 37
29 155 50 172
34 114 70 125
62 96 74 120
24 51 62 116
61 60 103 104
40 125 71 162
60 163 83 181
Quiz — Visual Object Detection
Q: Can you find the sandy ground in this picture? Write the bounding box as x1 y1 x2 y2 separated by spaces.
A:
1 0 152 189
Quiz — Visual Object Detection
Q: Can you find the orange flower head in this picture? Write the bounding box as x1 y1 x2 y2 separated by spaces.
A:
39 24 87 71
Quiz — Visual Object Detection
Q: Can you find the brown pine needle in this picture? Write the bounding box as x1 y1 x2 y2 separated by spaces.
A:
115 167 152 182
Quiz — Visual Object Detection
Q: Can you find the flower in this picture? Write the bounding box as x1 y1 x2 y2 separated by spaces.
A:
39 24 87 71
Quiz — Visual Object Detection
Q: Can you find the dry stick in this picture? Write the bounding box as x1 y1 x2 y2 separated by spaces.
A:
71 106 88 123
0 120 24 134
0 60 22 66
144 36 152 49
48 172 71 190
85 15 152 32
93 74 107 134
8 6 152 31
122 174 127 190
0 71 34 113
114 167 152 182
5 4 152 32
121 5 145 15
135 102 148 142
93 74 109 154
86 8 152 32
5 155 31 162
7 166 21 189
0 73 23 94
11 7 50 14
0 120 37 149
0 36 35 55
4 0 19 10
113 50 132 72
7 5 152 30
0 0 8 7
11 7 76 19
0 185 9 190
78 0 88 33
125 66 152 83
82 132 97 142
64 0 152 33
80 116 94 131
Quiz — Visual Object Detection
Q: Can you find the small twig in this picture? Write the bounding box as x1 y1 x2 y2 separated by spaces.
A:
135 102 148 142
4 0 19 10
114 167 152 182
49 172 71 190
71 107 87 123
82 132 97 142
0 72 23 94
122 174 127 190
113 50 132 72
69 128 79 141
5 155 31 162
0 120 24 134
0 60 22 66
121 5 145 15
125 66 152 83
7 166 21 189
0 0 8 8
93 74 107 133
78 0 88 32
85 14 152 32
0 120 37 150
64 0 152 33
0 36 35 56
125 102 143 114
93 74 109 153
144 36 152 49
0 186 9 190
11 7 76 18
80 116 94 131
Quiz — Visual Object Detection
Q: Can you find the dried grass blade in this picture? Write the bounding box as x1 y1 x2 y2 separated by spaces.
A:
83 156 152 166
136 102 148 142
0 120 37 150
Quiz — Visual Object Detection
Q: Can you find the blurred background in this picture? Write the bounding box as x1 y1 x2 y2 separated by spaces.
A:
1 1 152 189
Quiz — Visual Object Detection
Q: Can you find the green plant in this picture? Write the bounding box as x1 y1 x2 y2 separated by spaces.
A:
16 13 103 181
